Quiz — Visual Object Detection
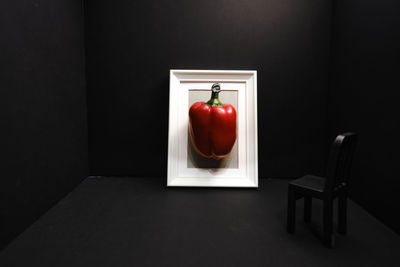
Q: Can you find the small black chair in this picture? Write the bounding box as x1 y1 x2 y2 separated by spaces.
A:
286 132 357 247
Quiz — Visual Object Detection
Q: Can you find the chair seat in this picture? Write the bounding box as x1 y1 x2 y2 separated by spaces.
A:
289 175 326 193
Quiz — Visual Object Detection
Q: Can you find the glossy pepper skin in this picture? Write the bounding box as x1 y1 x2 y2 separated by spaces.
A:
189 84 237 160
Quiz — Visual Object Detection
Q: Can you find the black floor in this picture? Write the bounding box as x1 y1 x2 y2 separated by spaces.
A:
0 177 399 267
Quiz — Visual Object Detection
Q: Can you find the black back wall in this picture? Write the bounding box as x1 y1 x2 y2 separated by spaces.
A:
85 0 333 177
329 0 400 233
0 0 88 248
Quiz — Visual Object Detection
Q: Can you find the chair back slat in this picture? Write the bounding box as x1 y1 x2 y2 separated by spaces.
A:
325 133 358 193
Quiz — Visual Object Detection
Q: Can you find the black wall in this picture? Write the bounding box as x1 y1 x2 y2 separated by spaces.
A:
85 0 333 177
0 0 88 248
329 0 400 233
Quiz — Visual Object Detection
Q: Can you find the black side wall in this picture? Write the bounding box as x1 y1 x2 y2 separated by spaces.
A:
329 0 400 233
0 0 88 248
85 0 332 178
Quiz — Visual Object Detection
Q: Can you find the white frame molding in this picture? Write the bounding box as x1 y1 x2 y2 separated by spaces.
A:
168 70 258 187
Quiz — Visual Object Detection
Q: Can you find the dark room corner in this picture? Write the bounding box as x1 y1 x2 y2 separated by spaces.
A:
1 0 399 265
0 0 88 249
328 0 400 234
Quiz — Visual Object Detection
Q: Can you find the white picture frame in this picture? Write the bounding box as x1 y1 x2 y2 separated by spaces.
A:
167 70 258 187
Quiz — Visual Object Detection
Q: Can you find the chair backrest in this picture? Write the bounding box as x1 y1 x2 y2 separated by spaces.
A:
325 132 358 193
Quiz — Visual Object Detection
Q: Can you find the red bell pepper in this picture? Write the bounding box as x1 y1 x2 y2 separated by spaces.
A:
189 84 237 160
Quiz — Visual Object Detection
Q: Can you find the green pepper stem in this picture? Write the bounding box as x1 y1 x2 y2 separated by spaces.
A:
205 91 223 107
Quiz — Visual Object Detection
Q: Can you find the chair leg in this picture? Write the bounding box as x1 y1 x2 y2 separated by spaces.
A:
338 194 347 234
304 196 312 223
287 188 296 233
323 199 334 248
